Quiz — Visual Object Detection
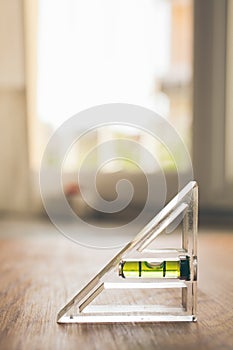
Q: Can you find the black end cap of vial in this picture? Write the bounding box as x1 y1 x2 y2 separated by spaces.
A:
180 256 190 280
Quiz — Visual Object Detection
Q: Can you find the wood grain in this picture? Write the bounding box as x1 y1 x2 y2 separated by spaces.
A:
0 218 233 350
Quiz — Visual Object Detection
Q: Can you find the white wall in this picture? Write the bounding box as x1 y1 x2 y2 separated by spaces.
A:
0 0 29 212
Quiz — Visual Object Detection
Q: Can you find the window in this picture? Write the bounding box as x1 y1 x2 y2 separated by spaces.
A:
35 0 193 175
24 0 233 216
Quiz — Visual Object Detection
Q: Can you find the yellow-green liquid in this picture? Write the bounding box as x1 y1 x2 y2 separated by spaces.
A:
121 261 180 279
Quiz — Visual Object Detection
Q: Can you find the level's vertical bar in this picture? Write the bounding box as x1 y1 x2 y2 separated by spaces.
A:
182 183 198 317
182 201 189 309
182 207 189 252
192 184 198 320
192 184 198 258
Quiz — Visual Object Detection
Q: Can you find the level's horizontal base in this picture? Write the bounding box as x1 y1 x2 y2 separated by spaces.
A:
57 315 197 323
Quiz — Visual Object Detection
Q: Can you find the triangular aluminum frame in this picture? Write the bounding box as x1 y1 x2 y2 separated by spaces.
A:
57 181 198 323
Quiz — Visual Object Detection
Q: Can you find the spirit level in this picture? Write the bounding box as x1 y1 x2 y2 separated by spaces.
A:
119 256 190 280
57 181 198 323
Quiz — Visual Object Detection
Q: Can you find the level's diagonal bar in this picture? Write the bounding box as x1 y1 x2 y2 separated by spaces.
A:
137 202 188 252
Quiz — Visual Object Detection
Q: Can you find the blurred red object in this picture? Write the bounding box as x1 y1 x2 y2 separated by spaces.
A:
64 183 80 196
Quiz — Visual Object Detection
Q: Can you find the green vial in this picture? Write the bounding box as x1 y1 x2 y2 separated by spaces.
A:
119 256 190 280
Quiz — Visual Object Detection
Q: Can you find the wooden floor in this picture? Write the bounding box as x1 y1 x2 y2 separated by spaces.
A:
0 217 233 350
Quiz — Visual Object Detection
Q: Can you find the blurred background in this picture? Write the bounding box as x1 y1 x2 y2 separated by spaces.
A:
0 0 232 228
